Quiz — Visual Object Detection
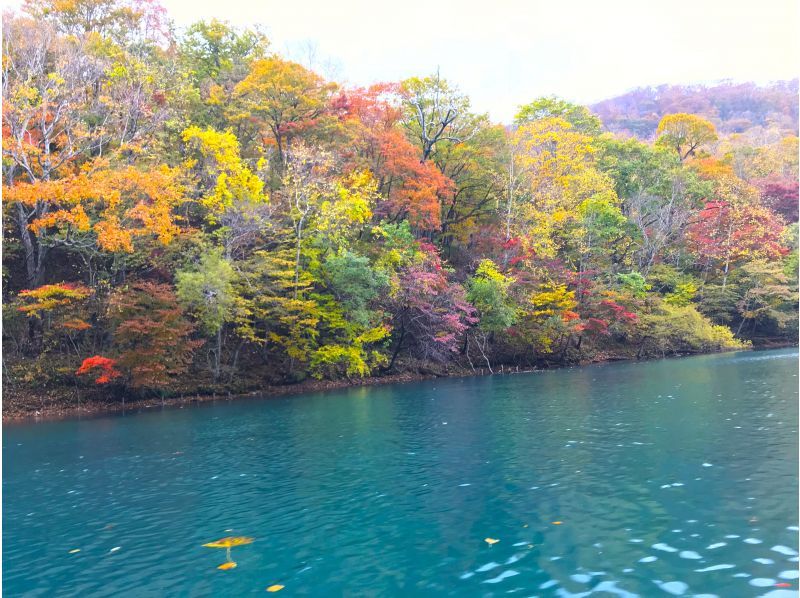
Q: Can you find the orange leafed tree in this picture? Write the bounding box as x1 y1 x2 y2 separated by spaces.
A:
4 161 185 254
338 85 452 231
76 355 122 385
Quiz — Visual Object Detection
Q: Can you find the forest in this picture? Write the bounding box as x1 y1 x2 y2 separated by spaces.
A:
2 0 798 409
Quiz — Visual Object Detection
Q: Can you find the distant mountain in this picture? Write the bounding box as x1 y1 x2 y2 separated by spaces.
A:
591 80 799 140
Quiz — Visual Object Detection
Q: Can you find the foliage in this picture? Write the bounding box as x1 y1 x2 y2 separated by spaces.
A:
76 355 121 384
16 283 91 317
636 303 749 356
1 1 796 400
515 97 602 135
656 113 718 161
466 260 517 333
109 281 201 391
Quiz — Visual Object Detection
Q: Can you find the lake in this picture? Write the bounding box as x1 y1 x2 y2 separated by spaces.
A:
3 348 799 596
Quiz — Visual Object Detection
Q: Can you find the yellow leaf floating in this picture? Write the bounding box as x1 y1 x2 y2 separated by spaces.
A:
552 521 563 525
203 537 255 548
204 536 254 569
266 585 285 592
68 549 81 554
484 538 499 545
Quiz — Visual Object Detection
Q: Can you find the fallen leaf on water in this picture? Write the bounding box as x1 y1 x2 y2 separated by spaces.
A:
552 521 563 525
484 538 499 545
203 537 254 548
218 562 237 570
266 585 284 592
68 549 81 554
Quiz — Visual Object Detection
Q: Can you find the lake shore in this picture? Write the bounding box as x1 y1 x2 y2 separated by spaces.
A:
4 343 795 424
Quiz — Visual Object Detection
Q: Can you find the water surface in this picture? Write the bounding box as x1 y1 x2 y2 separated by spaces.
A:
4 348 799 596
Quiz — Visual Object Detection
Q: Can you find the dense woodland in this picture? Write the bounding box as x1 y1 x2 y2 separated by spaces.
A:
2 0 798 404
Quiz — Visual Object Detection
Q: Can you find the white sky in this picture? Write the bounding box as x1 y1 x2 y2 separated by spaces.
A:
10 0 800 122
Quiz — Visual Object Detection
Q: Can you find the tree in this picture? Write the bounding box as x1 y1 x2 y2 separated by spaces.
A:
688 199 787 288
109 281 201 392
14 282 93 354
384 243 477 368
180 19 270 128
339 85 452 231
734 260 797 337
4 162 185 285
182 125 271 255
233 57 335 166
181 19 268 84
176 249 238 382
465 259 517 371
466 260 516 333
401 72 477 162
321 251 388 327
508 117 619 260
76 355 121 384
758 177 798 223
596 136 708 272
3 13 110 286
656 113 718 161
515 97 602 135
281 144 376 297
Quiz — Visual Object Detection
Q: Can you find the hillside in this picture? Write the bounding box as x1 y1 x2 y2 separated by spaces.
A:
591 80 799 140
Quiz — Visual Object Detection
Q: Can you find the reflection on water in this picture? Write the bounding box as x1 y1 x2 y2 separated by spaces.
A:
3 348 799 596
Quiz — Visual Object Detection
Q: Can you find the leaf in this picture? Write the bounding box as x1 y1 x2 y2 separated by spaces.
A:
218 562 237 570
484 538 499 545
266 585 285 592
203 536 255 548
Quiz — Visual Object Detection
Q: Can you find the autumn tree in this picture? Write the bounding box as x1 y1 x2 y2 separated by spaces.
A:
3 13 111 286
597 136 708 272
508 117 619 261
109 280 200 392
180 19 269 128
338 85 452 231
688 199 787 287
655 113 718 161
182 125 271 255
4 162 185 286
384 243 477 368
13 282 93 354
233 57 336 166
733 260 797 337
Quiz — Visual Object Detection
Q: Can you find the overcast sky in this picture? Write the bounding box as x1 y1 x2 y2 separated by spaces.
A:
12 0 800 122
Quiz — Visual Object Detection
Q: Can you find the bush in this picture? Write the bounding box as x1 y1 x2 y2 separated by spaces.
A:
636 303 749 357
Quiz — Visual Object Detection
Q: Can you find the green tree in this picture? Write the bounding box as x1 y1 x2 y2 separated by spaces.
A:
515 97 602 135
176 249 238 382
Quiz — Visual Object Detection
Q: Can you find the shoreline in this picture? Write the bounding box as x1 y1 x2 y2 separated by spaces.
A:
4 344 796 425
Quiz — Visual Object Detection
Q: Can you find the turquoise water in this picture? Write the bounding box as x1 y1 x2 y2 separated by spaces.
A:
3 348 799 596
